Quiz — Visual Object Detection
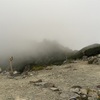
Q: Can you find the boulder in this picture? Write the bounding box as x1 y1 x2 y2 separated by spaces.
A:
88 56 97 64
70 87 100 100
88 56 100 65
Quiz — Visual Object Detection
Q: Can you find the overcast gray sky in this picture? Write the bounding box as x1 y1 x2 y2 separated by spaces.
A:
0 0 100 50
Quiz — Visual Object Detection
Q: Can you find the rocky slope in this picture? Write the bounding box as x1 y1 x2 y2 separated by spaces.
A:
0 61 100 100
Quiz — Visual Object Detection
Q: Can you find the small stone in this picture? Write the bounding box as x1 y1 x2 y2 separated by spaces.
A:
34 82 55 88
34 82 47 86
29 79 42 84
50 87 59 91
97 85 100 88
69 96 79 100
43 82 55 88
29 73 33 76
15 96 26 100
13 71 18 75
80 89 88 95
73 69 77 71
1 71 8 75
97 54 100 58
70 88 80 93
71 86 82 89
70 86 82 94
22 75 27 79
60 92 69 98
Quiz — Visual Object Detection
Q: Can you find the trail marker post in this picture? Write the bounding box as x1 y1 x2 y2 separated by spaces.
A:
9 56 13 75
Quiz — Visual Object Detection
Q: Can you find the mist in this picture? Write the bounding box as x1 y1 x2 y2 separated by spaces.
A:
0 0 100 70
0 39 72 71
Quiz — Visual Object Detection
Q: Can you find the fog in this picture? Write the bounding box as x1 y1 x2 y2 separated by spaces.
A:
0 0 100 69
0 0 100 49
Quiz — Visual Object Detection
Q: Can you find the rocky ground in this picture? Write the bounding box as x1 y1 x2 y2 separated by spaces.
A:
0 61 100 100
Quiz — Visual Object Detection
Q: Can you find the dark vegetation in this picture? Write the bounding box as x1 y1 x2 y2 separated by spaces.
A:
68 44 100 60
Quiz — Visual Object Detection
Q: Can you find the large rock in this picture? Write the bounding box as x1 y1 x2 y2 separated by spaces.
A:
88 56 100 65
70 87 100 100
88 56 97 64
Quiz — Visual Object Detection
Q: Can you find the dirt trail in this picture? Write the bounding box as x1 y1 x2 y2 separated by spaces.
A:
0 61 100 100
